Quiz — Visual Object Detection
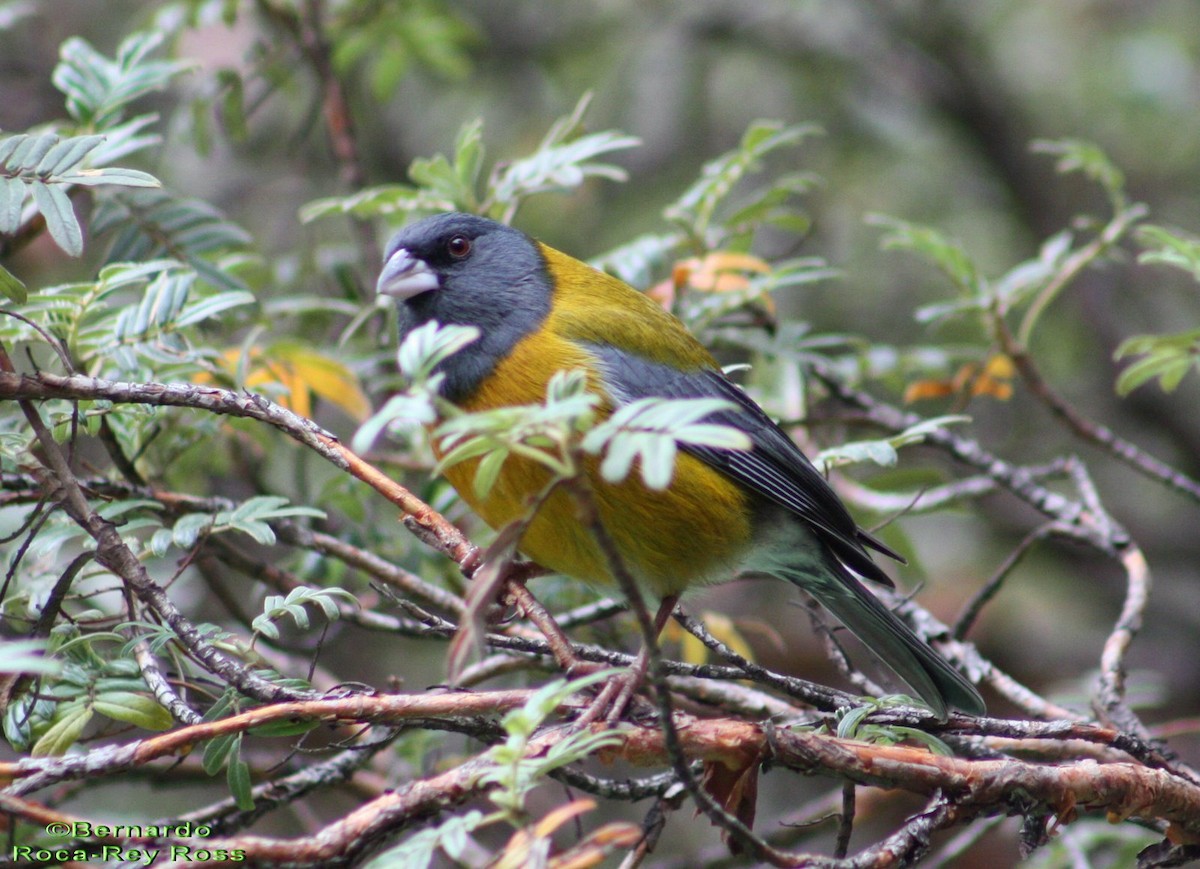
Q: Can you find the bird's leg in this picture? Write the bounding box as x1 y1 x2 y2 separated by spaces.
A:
606 594 679 722
504 579 589 674
576 595 679 726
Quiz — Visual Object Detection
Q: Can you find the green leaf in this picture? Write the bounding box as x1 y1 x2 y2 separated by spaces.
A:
247 719 321 738
0 135 25 166
54 31 192 128
217 69 248 142
487 94 640 213
886 726 953 756
202 731 239 775
819 439 898 470
409 153 469 209
868 214 981 295
590 231 684 290
432 368 599 485
172 288 256 328
231 495 326 525
1114 337 1200 395
666 120 819 237
92 189 252 291
366 812 488 869
35 134 104 176
0 639 59 676
88 113 161 164
7 133 58 170
0 262 26 303
836 703 874 739
1032 138 1125 206
172 513 214 548
433 431 504 474
581 397 750 490
489 128 640 209
114 269 193 340
202 686 237 722
32 702 93 756
352 392 438 453
0 175 25 232
477 674 621 815
252 586 355 637
92 691 173 730
992 230 1074 309
31 181 83 255
57 167 160 188
170 496 324 550
453 119 484 196
299 184 454 223
395 320 480 383
228 756 255 810
1137 224 1200 281
817 415 970 471
472 446 510 500
501 672 616 740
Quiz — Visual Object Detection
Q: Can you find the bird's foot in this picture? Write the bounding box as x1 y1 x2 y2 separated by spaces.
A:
572 597 679 726
572 652 652 726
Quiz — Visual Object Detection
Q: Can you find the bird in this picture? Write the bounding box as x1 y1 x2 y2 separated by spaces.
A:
376 212 985 719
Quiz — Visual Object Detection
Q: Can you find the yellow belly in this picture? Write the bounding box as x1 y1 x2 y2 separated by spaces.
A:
439 329 753 599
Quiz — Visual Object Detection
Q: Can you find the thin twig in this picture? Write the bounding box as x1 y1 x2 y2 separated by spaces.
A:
1095 543 1153 736
0 370 476 565
619 783 687 869
132 638 203 727
673 609 856 712
566 479 800 867
255 0 378 287
170 730 398 835
807 361 1098 542
835 781 856 859
1015 203 1147 347
997 309 1200 506
0 348 318 709
953 523 1061 640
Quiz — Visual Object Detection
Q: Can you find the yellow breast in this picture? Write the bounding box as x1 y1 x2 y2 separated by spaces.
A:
439 326 754 599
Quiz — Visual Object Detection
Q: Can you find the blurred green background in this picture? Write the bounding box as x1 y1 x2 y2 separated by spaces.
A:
3 1 1199 865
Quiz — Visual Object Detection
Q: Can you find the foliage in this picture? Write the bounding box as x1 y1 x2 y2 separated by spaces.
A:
366 674 624 869
833 697 952 756
582 395 751 489
2 4 1200 868
3 636 173 756
301 94 640 225
815 414 970 472
251 585 357 641
364 322 751 496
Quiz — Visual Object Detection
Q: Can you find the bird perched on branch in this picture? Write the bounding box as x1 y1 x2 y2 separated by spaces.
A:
376 212 984 719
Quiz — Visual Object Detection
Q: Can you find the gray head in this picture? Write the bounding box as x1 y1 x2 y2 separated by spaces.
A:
377 213 553 401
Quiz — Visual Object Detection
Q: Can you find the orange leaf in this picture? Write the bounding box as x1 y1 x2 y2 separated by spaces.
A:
984 353 1016 378
533 798 598 838
903 379 958 403
647 278 676 309
499 801 635 869
685 252 770 294
969 376 1013 400
193 343 369 420
550 822 642 869
904 354 1015 404
701 755 760 853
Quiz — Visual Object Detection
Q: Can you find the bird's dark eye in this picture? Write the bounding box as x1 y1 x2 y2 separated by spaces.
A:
447 235 472 258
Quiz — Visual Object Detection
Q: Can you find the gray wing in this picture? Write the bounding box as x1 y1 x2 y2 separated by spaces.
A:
586 343 902 586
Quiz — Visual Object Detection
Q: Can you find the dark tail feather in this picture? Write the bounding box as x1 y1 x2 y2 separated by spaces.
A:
792 567 985 719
